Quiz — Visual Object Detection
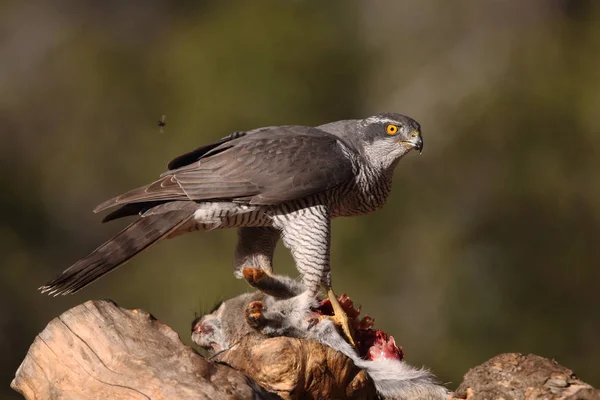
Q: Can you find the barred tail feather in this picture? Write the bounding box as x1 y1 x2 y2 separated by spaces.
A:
39 211 193 296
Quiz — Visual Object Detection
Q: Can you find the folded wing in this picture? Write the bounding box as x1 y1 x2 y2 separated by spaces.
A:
95 126 357 216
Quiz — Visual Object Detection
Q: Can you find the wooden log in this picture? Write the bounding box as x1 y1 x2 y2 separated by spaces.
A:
12 300 598 399
213 335 376 399
11 299 375 400
452 353 600 400
11 300 275 400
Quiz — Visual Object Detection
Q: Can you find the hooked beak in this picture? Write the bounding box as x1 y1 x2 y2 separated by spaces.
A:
412 133 423 154
402 131 423 154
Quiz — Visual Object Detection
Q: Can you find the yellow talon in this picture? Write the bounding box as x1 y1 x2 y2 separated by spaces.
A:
326 288 356 347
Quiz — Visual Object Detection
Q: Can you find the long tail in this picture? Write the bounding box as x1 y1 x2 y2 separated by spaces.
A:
39 210 194 296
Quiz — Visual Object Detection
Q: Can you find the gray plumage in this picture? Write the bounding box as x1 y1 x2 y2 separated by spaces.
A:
40 113 423 296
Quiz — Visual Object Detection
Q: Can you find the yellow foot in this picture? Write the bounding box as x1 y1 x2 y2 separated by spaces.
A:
327 288 356 347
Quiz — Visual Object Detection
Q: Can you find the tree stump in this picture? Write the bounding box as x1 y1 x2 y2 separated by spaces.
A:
11 299 375 400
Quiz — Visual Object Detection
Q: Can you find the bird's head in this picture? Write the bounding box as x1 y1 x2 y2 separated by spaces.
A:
356 113 423 170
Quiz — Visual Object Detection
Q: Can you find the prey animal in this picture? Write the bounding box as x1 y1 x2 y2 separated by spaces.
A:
40 113 423 344
192 268 449 400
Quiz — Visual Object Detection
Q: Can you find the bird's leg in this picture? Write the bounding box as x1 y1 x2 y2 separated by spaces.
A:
275 205 356 347
234 227 280 280
324 286 356 347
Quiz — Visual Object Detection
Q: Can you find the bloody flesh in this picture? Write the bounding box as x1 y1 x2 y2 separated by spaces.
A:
315 293 404 361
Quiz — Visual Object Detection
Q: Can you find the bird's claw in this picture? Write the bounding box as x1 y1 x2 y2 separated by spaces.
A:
330 310 357 347
327 288 356 347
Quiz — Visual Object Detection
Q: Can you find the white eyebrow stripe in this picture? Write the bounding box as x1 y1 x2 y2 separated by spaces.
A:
364 116 399 125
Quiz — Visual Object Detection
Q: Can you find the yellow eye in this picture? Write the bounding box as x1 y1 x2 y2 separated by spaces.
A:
386 124 398 135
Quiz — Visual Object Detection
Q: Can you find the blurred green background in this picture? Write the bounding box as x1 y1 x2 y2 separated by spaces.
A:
1 1 599 397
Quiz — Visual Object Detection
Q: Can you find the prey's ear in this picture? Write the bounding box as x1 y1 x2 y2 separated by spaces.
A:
242 268 304 299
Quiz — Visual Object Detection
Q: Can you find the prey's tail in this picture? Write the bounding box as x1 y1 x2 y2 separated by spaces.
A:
310 321 449 399
40 210 194 296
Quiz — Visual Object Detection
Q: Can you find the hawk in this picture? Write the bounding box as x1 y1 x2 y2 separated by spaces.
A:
41 113 423 344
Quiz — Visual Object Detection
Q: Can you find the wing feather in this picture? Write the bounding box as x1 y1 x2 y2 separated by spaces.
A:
95 126 357 215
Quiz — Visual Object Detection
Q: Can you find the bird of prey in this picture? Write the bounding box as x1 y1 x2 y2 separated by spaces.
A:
40 113 423 344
